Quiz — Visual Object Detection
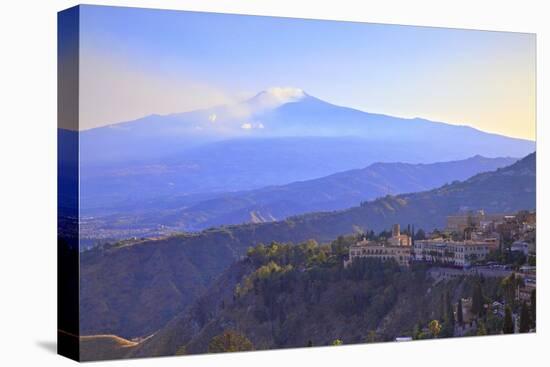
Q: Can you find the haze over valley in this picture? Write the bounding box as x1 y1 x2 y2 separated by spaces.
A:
66 89 534 245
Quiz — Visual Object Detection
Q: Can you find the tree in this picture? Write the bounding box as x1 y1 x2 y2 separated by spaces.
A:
486 311 504 335
439 293 446 321
247 244 268 266
503 306 514 334
175 345 187 356
445 291 455 327
501 273 523 308
208 331 254 353
519 301 532 333
457 298 464 326
331 236 351 261
438 291 455 338
428 320 441 338
471 282 484 317
530 289 536 329
440 321 454 338
476 321 487 336
415 229 426 241
412 323 422 340
367 330 378 343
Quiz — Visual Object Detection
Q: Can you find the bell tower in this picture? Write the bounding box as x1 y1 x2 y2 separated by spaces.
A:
392 224 400 237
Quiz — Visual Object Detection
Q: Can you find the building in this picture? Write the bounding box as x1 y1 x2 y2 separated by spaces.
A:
345 224 412 268
446 210 508 233
519 277 536 303
518 266 536 303
346 240 412 267
388 224 411 246
413 239 497 267
519 265 536 275
470 232 499 246
346 226 496 269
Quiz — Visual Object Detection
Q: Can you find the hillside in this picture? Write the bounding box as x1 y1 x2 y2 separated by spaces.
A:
79 153 535 339
81 155 517 238
129 241 505 358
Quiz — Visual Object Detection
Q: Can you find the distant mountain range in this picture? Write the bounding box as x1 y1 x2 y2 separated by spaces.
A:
80 152 535 340
73 88 534 214
81 155 517 239
79 87 534 163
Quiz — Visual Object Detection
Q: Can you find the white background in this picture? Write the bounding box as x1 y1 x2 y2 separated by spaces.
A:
0 0 547 366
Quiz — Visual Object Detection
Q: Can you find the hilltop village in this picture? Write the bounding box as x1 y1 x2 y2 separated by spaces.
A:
345 210 535 270
344 209 536 337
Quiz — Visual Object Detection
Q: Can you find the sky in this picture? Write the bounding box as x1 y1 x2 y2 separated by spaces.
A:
75 5 535 140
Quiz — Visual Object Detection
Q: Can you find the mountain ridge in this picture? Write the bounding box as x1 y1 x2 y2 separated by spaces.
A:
80 155 518 239
78 89 534 162
79 152 535 339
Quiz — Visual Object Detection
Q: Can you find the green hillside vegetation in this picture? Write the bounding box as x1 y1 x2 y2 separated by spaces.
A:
129 238 512 358
207 330 254 353
80 153 535 339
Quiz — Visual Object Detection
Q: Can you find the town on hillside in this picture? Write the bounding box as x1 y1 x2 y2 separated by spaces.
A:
344 209 536 338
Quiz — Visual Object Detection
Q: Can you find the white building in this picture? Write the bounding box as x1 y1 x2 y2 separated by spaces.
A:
413 239 497 267
346 240 412 267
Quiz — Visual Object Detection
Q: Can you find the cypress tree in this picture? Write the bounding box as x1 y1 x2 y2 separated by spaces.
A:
471 282 484 317
519 301 532 333
439 293 446 321
445 291 455 326
413 322 422 340
503 306 514 334
502 272 520 308
457 298 464 325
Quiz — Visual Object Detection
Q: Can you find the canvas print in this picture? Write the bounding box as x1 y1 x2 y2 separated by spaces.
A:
58 5 536 362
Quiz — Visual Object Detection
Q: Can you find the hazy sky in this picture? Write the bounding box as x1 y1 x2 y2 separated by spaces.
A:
77 5 535 140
